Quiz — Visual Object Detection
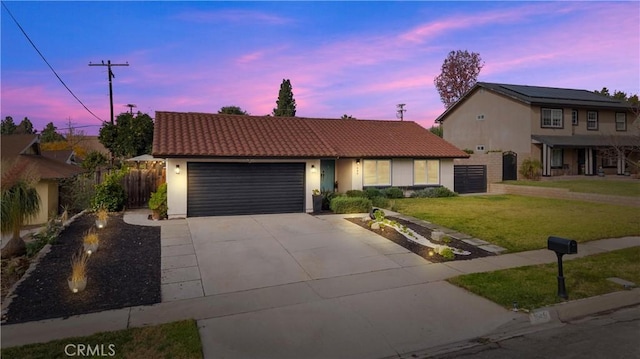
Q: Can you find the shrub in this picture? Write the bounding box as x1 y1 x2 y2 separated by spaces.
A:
381 187 404 199
330 196 372 214
322 191 341 210
364 188 382 199
27 217 63 257
371 196 390 208
345 190 366 198
463 148 475 154
59 176 95 213
519 158 542 180
439 247 455 260
411 187 458 198
92 167 128 211
149 183 168 218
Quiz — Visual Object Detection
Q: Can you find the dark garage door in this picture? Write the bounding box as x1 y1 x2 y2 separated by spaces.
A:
454 165 487 194
187 162 305 217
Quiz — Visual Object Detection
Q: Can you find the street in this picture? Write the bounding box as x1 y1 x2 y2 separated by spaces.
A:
431 305 640 359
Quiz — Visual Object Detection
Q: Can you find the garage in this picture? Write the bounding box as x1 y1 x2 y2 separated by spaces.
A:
187 162 305 217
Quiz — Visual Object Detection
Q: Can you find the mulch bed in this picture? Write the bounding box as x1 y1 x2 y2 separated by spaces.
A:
2 213 160 324
346 216 494 263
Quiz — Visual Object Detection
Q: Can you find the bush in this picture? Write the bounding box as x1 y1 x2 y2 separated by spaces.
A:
410 187 458 198
345 190 366 198
519 158 542 180
92 167 128 211
149 183 168 218
364 188 382 199
439 247 455 260
322 191 341 210
381 187 404 199
59 176 95 213
371 196 390 208
330 196 372 214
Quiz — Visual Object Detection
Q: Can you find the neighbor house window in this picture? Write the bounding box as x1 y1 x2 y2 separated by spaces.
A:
572 110 578 126
587 111 598 130
363 160 391 186
414 160 440 185
616 112 627 131
602 155 617 168
551 148 563 168
542 108 563 128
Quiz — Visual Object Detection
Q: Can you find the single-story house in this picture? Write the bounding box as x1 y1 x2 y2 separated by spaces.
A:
436 82 638 179
1 134 85 224
152 111 469 218
42 149 78 165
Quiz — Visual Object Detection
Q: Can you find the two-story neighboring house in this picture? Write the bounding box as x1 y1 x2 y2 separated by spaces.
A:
436 82 638 178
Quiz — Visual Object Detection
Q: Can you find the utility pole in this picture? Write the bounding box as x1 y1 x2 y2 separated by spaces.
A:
125 104 137 115
89 60 129 124
396 103 406 121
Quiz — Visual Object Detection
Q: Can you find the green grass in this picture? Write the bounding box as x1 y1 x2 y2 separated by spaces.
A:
1 319 203 359
448 247 640 311
396 195 639 252
504 179 640 197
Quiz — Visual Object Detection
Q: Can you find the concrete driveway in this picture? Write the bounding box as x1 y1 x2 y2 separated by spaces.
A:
158 213 519 358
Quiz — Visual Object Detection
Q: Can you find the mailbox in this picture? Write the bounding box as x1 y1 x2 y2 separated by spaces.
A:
547 236 577 254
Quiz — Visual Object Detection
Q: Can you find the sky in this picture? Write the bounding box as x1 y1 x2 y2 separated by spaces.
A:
1 1 638 135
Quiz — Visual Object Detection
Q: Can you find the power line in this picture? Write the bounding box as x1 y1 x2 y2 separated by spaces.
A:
1 1 104 123
89 60 129 124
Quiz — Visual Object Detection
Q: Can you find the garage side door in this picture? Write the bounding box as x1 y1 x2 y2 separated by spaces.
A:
187 162 305 217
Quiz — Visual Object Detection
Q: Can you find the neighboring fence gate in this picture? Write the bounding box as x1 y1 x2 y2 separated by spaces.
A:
95 162 165 209
454 165 487 194
502 151 518 181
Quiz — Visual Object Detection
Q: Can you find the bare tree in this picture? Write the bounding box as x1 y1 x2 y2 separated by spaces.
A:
434 50 484 108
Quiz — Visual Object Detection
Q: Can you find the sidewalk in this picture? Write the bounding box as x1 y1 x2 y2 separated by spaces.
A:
1 210 638 357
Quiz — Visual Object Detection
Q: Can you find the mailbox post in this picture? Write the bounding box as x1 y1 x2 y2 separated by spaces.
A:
547 236 578 299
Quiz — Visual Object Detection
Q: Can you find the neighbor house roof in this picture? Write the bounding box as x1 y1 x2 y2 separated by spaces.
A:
152 112 468 159
436 82 633 123
1 134 84 179
42 149 75 164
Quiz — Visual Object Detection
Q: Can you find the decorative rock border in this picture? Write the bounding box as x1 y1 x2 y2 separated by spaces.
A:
1 210 87 321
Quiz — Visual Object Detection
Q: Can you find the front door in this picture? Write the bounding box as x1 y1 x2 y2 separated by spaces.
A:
320 160 336 192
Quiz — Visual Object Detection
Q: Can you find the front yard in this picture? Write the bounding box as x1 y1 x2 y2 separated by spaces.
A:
395 195 639 252
503 179 640 197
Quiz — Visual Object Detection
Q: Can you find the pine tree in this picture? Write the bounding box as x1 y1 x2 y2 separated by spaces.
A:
273 79 297 117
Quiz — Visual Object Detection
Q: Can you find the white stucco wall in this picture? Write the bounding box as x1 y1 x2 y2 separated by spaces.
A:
440 159 454 191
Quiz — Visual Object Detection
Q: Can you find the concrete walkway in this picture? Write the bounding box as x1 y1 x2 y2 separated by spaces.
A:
1 210 638 358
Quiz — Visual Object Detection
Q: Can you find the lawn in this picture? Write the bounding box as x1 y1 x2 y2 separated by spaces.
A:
448 247 640 311
503 179 640 197
0 319 203 359
395 195 639 252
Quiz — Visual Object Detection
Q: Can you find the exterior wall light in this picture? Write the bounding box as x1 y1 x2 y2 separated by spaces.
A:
175 165 181 174
311 164 317 173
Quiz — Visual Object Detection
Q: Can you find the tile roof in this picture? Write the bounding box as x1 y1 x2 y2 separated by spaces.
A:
1 134 84 179
153 112 468 159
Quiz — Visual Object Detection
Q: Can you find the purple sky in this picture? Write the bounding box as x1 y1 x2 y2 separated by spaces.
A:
1 1 638 135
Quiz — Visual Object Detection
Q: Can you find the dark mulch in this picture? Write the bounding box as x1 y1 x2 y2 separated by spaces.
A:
346 216 494 263
2 213 160 324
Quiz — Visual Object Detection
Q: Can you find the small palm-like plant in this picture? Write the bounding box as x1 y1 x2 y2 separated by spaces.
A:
1 160 41 259
69 250 89 293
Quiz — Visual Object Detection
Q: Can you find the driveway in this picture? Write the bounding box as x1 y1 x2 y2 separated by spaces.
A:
163 213 519 358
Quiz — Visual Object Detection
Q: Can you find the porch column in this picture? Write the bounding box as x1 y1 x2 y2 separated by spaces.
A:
617 149 626 175
542 143 552 176
584 148 594 175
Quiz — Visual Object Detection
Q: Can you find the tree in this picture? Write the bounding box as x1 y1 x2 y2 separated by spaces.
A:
273 79 297 116
40 122 65 143
99 112 154 158
1 116 17 135
434 50 484 109
1 160 41 258
81 150 108 174
15 117 36 134
218 106 249 115
429 124 443 138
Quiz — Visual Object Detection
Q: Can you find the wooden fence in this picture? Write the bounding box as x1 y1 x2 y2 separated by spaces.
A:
95 162 165 209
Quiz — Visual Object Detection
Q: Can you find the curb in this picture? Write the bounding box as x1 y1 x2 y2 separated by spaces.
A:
393 288 640 359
